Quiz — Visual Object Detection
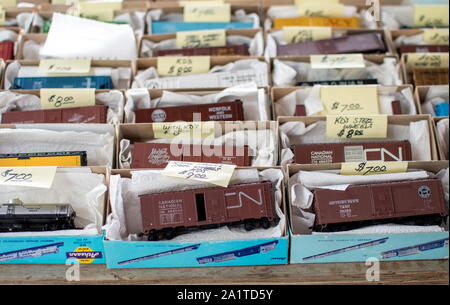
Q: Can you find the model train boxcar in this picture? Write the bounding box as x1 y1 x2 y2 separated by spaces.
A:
0 151 87 167
140 181 277 240
313 178 447 232
0 199 76 232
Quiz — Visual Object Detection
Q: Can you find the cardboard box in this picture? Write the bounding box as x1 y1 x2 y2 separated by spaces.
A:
116 120 278 169
134 56 271 89
277 115 440 164
2 59 135 90
414 85 449 117
433 116 449 161
287 161 449 263
400 53 449 86
271 54 405 86
271 85 417 119
103 166 289 268
0 166 109 265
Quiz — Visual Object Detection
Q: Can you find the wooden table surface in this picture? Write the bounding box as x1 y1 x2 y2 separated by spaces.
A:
0 260 448 285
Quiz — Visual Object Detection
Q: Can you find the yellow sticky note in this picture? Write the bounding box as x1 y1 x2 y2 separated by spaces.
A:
157 56 210 77
180 1 224 6
311 54 366 69
414 5 449 28
0 0 16 8
341 161 408 176
0 167 57 189
326 115 388 139
79 1 123 11
152 121 215 139
320 85 379 115
423 29 449 45
184 4 231 22
38 59 91 75
176 29 226 49
161 161 235 187
295 0 339 4
40 89 96 110
282 26 332 43
407 52 449 69
80 9 114 22
0 9 5 26
298 3 344 17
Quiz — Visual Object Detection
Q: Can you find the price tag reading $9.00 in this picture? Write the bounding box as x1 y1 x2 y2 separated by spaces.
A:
161 161 236 187
341 161 408 176
0 167 57 189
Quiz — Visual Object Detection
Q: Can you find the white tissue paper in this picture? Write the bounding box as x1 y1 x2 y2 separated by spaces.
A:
0 128 115 167
289 167 449 235
141 31 264 58
279 119 432 166
421 85 449 117
124 83 269 123
39 13 137 60
104 168 285 242
0 168 107 237
380 5 414 30
0 90 124 125
436 118 449 160
274 85 416 118
132 59 269 89
272 58 402 87
119 121 278 169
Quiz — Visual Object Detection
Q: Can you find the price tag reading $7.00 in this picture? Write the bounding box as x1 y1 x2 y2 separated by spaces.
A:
0 167 57 188
341 161 408 176
161 161 236 187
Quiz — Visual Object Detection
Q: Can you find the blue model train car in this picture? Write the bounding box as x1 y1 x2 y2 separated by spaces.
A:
151 22 254 34
12 75 113 90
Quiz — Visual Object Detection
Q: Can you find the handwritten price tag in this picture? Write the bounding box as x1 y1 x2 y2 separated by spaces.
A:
298 2 343 17
326 115 388 139
414 5 449 28
295 0 339 5
341 161 408 176
0 0 16 8
407 52 449 69
423 29 449 45
152 121 215 139
0 167 57 188
282 26 332 43
161 161 236 187
184 4 231 22
0 9 5 26
176 29 226 49
157 56 210 77
40 88 96 110
311 54 365 69
320 85 379 115
180 1 224 6
38 59 91 75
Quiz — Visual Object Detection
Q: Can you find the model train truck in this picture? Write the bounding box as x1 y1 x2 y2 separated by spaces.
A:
140 181 277 240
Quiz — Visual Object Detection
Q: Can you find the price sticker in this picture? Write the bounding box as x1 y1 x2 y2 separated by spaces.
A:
311 54 366 69
414 5 449 28
176 29 226 49
152 121 215 139
406 52 449 69
423 29 449 45
326 115 388 139
0 9 5 26
38 59 91 75
0 167 57 189
180 1 224 6
157 56 210 77
184 4 231 22
161 161 235 187
282 26 332 43
40 88 96 110
320 85 379 115
0 0 16 8
298 2 343 17
341 161 408 176
295 0 339 4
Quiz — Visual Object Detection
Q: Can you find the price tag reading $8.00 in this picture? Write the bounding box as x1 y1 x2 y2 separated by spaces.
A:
161 161 236 187
40 88 96 110
341 161 408 176
326 115 388 139
157 56 211 77
0 167 57 188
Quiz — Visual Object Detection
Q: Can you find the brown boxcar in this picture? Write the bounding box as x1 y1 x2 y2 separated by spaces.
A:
140 181 277 240
131 142 251 168
313 178 447 231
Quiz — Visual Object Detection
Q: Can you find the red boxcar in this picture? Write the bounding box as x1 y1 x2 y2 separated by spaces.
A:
140 181 277 240
313 178 447 231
